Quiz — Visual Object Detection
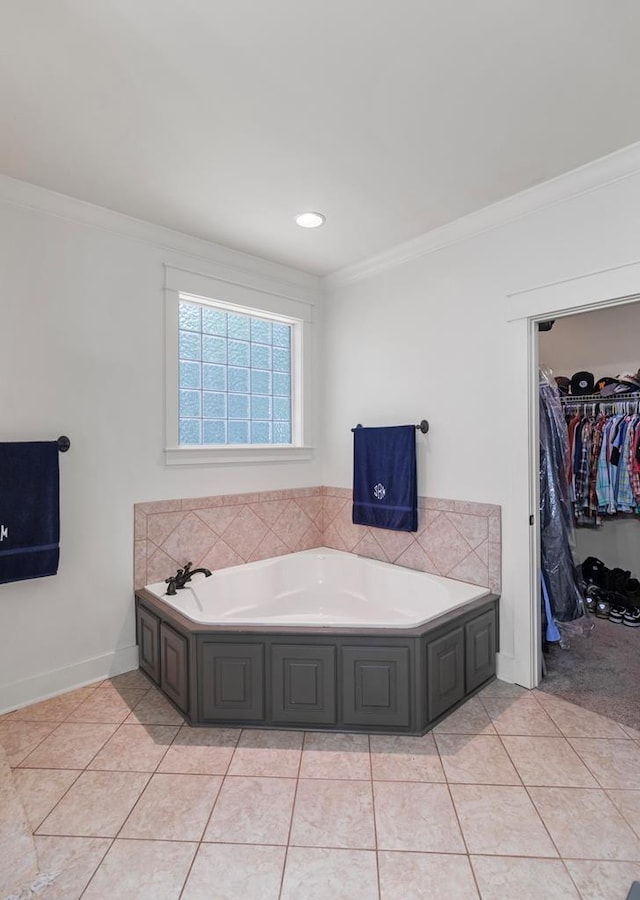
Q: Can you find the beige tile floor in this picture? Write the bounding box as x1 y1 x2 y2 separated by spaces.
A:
1 674 640 899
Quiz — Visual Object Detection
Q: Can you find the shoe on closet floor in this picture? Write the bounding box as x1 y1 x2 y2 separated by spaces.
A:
582 557 608 587
623 607 640 627
585 585 604 615
624 577 640 606
595 597 611 619
609 602 627 624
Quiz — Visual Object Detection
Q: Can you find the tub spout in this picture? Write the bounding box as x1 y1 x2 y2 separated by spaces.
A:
189 567 212 579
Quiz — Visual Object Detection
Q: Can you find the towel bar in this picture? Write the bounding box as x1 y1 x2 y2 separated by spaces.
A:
352 420 429 434
57 436 71 452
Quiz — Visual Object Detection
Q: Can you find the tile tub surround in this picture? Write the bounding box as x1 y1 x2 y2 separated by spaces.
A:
2 679 640 898
134 487 501 593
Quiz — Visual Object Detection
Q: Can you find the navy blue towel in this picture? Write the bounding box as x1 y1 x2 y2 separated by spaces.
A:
352 425 418 532
0 442 60 584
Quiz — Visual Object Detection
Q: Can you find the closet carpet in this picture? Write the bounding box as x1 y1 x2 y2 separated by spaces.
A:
540 615 640 730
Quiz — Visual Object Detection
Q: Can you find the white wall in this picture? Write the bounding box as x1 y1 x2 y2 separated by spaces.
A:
0 178 322 711
539 302 640 382
322 147 640 686
539 303 640 573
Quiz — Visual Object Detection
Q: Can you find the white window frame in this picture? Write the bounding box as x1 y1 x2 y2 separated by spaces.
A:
164 265 315 465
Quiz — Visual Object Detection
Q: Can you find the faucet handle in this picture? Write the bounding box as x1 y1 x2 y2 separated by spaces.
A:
165 577 178 596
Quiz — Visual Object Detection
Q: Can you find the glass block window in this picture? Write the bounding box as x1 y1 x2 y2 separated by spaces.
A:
178 299 293 445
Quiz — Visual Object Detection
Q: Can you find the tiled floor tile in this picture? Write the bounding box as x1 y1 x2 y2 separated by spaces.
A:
607 790 640 838
529 786 640 860
33 835 112 900
12 767 81 830
435 733 519 784
20 723 117 769
204 775 296 845
81 838 197 899
67 688 148 724
378 850 478 899
501 735 599 787
620 723 640 740
300 732 370 780
432 696 495 734
290 778 375 849
10 687 98 723
374 781 465 853
37 770 150 837
88 723 178 771
119 772 221 841
0 744 39 897
534 693 629 738
480 696 560 736
228 729 302 777
370 733 445 782
182 843 286 900
564 859 640 900
478 680 530 700
569 738 640 789
125 690 185 726
281 846 378 899
470 855 579 899
0 721 57 765
103 669 154 691
157 725 240 775
450 784 557 857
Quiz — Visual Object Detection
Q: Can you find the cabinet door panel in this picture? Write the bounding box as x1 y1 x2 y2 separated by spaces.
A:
137 605 160 684
272 644 336 725
427 628 464 722
342 646 410 728
199 642 264 722
465 609 496 692
160 623 189 713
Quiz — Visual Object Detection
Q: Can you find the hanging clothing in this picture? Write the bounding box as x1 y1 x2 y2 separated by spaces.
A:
564 403 640 524
539 375 582 623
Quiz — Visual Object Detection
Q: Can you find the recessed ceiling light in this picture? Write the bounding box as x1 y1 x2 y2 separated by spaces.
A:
295 211 326 228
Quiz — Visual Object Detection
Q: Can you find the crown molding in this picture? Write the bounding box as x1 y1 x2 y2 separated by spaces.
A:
324 140 640 290
0 174 322 305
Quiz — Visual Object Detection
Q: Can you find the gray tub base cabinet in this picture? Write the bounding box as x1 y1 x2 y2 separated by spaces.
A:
134 591 499 734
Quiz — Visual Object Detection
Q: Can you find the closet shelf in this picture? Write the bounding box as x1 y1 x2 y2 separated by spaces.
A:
560 391 640 405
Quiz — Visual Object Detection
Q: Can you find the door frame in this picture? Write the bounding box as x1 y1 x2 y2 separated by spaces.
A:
505 260 640 688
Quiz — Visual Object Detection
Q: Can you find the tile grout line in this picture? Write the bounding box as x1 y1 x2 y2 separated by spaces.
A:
276 729 305 900
435 732 482 899
603 787 640 840
72 697 185 891
368 734 382 900
175 768 229 899
496 729 577 867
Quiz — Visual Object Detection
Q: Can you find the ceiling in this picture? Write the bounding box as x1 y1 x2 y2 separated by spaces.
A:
3 1 640 276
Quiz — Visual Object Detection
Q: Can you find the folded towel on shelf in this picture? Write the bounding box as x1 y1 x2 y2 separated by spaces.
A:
352 425 418 532
0 442 60 584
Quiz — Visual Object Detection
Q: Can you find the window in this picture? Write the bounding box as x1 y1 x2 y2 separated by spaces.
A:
178 298 294 446
164 266 314 465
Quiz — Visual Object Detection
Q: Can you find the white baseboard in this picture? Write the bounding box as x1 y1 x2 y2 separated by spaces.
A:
0 644 140 714
496 651 517 685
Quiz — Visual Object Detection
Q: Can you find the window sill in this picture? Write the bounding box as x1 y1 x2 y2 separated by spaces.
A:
164 445 315 466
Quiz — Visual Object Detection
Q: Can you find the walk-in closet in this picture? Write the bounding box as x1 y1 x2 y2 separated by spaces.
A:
538 301 640 730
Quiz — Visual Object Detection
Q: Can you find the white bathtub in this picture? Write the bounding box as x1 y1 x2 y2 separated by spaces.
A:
145 548 490 628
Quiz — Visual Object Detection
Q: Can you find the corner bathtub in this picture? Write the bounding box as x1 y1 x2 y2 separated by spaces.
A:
135 547 499 734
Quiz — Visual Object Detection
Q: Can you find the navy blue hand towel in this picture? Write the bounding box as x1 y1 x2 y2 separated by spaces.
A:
0 442 60 584
352 425 418 532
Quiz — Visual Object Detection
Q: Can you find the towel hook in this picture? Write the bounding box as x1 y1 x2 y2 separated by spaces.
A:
57 436 71 453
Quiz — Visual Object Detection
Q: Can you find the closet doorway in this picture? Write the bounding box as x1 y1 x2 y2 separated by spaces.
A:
536 301 640 730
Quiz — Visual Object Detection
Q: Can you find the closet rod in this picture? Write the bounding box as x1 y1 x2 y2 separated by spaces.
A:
560 392 640 404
